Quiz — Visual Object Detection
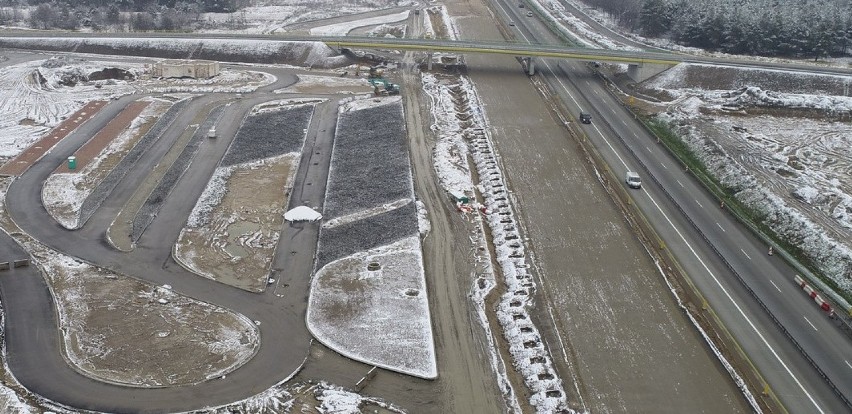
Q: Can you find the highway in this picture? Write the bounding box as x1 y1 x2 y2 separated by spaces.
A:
495 2 852 413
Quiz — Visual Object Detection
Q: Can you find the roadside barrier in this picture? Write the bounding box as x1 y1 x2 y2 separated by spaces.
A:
795 275 833 313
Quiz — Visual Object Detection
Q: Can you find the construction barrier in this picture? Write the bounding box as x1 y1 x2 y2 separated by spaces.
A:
794 275 833 313
12 259 29 268
354 366 378 392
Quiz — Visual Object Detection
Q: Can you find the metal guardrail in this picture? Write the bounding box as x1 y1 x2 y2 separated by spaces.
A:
586 72 852 410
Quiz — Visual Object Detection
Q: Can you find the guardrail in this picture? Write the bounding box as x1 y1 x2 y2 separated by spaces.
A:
585 71 852 410
530 72 782 412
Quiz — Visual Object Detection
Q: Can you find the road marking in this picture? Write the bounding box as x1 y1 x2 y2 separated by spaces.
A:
610 107 617 114
633 132 639 138
594 89 600 96
716 222 725 232
804 316 818 331
741 249 752 260
660 162 667 169
646 146 652 153
846 360 852 369
639 179 826 414
621 119 627 126
695 200 703 208
547 57 825 413
677 180 684 187
770 280 781 292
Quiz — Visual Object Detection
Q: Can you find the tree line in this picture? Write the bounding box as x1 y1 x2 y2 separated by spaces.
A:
584 0 852 59
0 0 249 31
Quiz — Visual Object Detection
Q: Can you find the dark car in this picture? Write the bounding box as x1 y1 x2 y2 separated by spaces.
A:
580 112 592 124
519 3 525 7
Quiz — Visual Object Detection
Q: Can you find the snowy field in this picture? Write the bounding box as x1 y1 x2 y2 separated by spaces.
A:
645 64 852 293
201 0 415 34
307 236 435 378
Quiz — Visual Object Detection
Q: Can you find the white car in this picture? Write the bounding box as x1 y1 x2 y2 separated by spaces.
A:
625 171 642 189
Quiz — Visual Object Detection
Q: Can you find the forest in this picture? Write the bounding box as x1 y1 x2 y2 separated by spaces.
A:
590 0 852 58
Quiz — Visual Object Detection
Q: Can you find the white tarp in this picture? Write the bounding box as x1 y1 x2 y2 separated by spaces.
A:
284 205 322 222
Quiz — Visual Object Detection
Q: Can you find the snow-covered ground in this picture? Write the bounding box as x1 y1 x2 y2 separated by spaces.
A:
309 10 409 35
646 65 852 293
307 236 436 378
201 0 415 34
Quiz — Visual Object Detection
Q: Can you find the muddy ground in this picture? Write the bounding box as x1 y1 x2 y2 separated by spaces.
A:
176 155 295 292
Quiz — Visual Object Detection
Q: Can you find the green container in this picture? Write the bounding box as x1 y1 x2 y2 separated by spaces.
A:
67 156 77 170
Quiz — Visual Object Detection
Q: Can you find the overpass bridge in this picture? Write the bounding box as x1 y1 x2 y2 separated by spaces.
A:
313 35 852 81
2 32 851 81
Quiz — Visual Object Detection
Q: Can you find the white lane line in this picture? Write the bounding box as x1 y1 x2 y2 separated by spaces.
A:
646 146 652 153
677 180 684 187
696 200 704 208
594 89 600 96
633 132 639 138
621 118 627 126
846 360 852 369
770 280 781 292
661 162 668 170
610 107 617 115
716 222 725 232
639 188 825 413
545 58 828 413
741 249 752 260
804 316 818 332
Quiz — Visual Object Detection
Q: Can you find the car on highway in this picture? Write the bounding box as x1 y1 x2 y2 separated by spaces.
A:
508 20 515 26
625 171 642 189
527 11 533 17
579 112 592 124
519 3 524 7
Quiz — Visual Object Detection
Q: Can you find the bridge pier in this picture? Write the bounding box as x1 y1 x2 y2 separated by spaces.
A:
626 62 670 83
521 57 535 76
427 51 433 71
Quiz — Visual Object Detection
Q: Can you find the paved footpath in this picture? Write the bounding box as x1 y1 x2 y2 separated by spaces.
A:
54 100 150 174
0 101 107 177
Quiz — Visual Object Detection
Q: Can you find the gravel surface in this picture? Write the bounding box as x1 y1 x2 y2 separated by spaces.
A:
78 98 190 228
316 201 417 269
131 106 225 242
221 105 313 167
323 100 412 219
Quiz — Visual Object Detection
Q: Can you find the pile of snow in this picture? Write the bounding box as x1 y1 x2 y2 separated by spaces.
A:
284 205 322 222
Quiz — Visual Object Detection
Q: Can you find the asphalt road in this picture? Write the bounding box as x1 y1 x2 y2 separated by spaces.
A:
498 6 852 413
0 70 335 412
558 60 852 413
486 3 852 412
